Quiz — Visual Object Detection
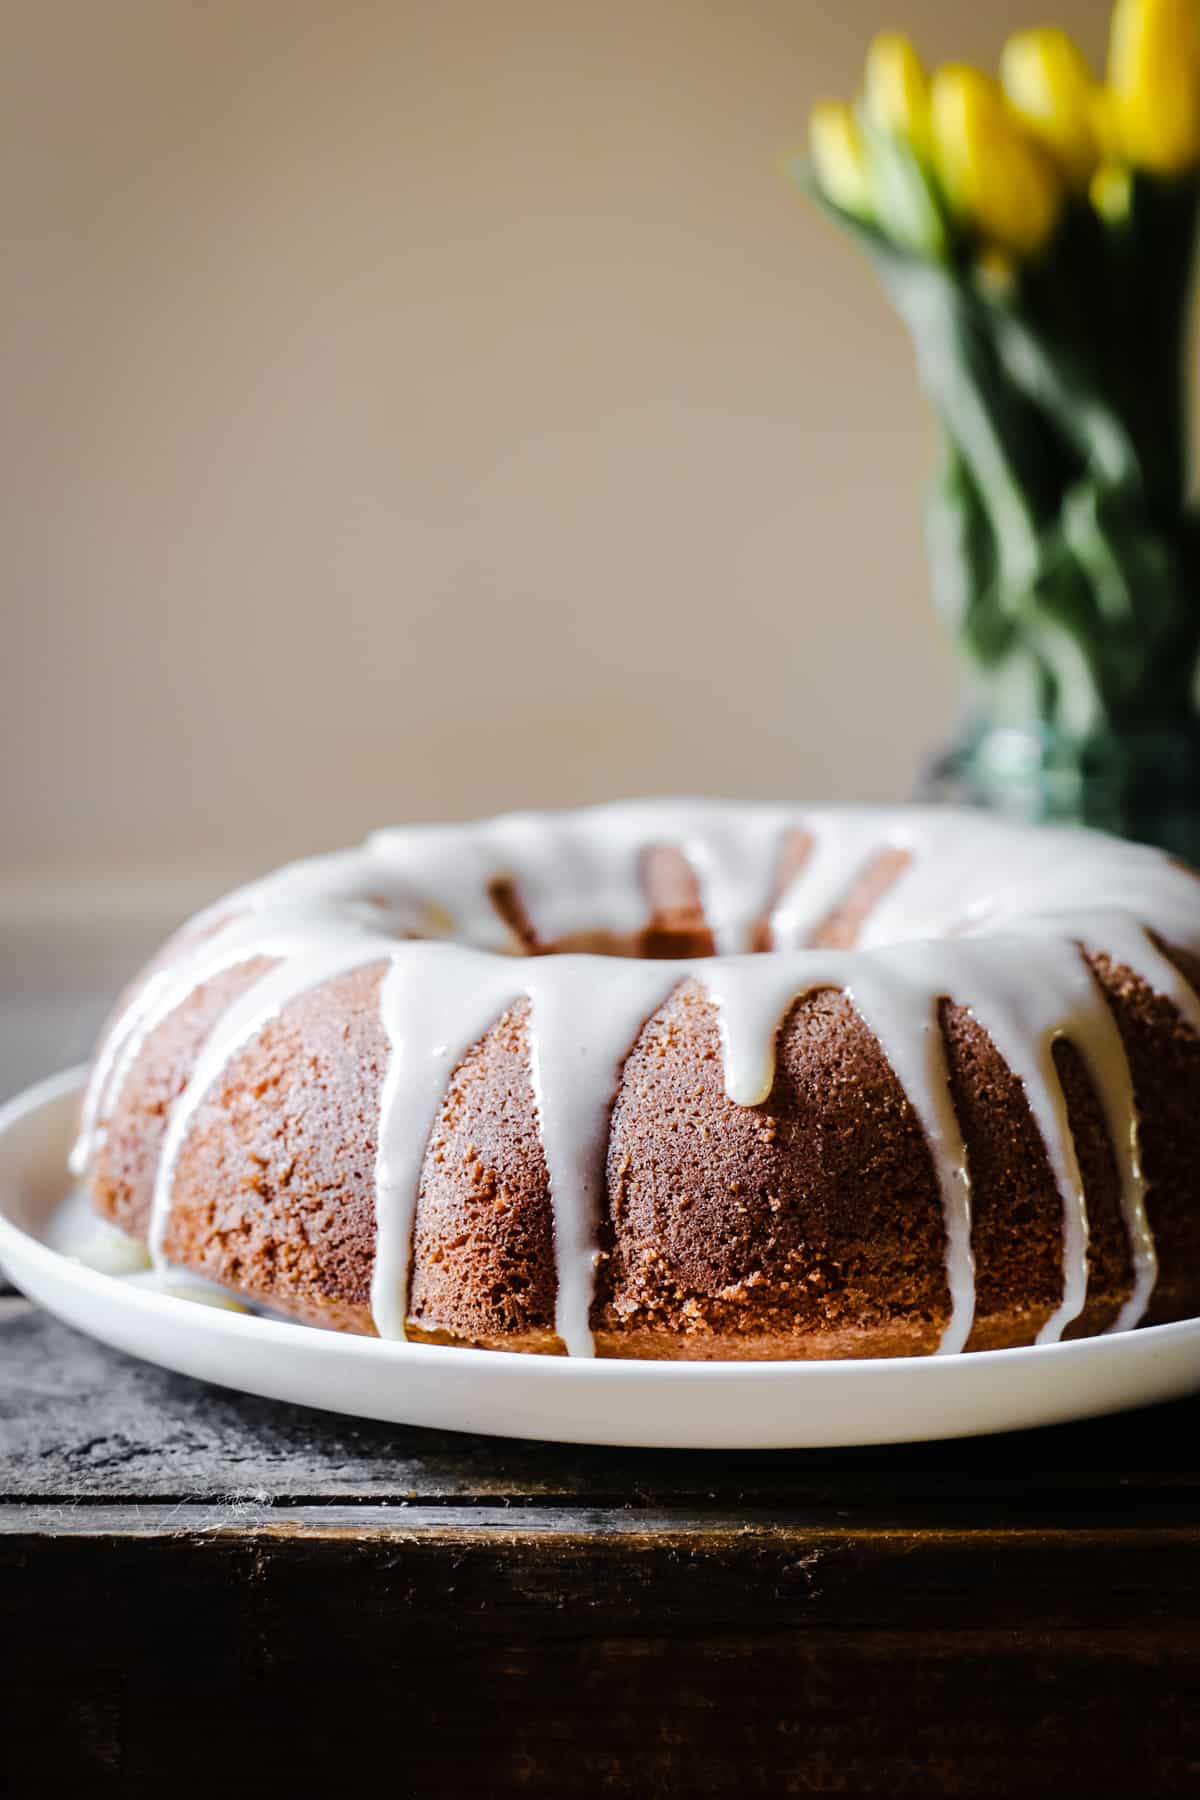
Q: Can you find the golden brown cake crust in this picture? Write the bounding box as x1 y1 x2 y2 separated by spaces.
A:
597 980 951 1356
162 962 387 1329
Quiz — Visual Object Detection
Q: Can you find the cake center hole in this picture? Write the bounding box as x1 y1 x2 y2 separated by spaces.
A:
487 839 915 959
488 874 716 959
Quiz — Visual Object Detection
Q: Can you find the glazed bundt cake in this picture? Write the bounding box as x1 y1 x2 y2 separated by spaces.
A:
72 800 1200 1358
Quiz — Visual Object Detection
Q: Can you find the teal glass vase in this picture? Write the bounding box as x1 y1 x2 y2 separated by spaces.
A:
922 716 1200 865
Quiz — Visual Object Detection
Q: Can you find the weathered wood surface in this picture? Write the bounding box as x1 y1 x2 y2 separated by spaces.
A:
3 1295 1200 1798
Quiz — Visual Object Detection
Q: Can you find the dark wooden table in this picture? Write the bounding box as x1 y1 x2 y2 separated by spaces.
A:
3 1289 1198 1799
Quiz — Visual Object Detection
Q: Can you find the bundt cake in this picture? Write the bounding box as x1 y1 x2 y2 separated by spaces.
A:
71 799 1200 1358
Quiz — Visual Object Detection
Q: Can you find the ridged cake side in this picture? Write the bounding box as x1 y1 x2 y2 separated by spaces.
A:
85 940 1200 1357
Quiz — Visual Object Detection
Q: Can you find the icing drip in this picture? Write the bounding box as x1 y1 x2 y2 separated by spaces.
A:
522 958 682 1355
994 908 1169 1336
73 801 1200 1354
941 940 1096 1346
371 950 521 1342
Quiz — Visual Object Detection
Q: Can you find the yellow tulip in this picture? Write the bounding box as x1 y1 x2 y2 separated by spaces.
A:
1088 86 1123 161
931 65 1063 257
1108 0 1200 174
864 33 931 156
809 101 872 216
1090 160 1133 220
1001 28 1100 188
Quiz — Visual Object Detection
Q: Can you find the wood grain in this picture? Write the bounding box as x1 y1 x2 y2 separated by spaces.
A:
3 1301 1199 1798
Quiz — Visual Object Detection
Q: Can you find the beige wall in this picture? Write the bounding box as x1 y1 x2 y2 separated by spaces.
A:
2 0 1110 885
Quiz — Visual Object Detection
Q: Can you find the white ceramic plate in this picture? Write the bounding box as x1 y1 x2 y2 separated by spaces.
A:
3 1067 1200 1449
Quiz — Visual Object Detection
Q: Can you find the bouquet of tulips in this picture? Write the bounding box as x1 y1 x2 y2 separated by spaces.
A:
795 0 1200 763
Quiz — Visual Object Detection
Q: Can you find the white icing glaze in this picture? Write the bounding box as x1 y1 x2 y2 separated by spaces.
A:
71 801 1200 1355
372 949 521 1343
768 812 903 949
523 958 684 1355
